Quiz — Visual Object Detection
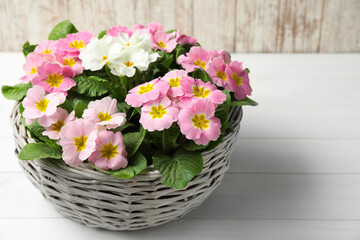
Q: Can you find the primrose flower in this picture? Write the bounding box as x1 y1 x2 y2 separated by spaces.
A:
88 130 127 170
113 31 152 51
20 52 56 83
144 22 164 35
180 76 226 106
177 47 210 72
34 40 57 56
139 97 179 131
83 96 126 130
161 70 188 98
207 57 231 90
56 54 84 76
177 34 197 45
56 31 93 57
178 100 221 145
32 63 76 94
42 108 76 140
22 86 65 125
209 49 231 64
59 119 98 167
125 78 169 107
107 25 132 37
225 61 252 100
151 31 177 52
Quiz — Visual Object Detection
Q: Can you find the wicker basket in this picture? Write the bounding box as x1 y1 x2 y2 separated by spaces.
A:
10 102 242 231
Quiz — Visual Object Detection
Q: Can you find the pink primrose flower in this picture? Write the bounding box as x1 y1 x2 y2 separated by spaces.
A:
42 108 76 140
144 22 164 35
177 34 197 45
160 70 188 98
56 54 84 76
139 97 179 132
209 49 231 63
151 31 177 52
88 130 127 170
177 47 210 72
34 40 57 56
56 31 94 57
225 61 252 100
207 57 232 90
20 52 57 83
107 25 132 37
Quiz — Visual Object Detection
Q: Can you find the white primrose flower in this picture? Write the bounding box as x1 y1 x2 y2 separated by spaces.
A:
114 31 152 51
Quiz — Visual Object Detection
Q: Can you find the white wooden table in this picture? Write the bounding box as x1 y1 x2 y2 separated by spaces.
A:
0 53 359 240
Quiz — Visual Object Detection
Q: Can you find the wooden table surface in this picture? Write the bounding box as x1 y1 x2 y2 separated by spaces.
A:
0 53 359 240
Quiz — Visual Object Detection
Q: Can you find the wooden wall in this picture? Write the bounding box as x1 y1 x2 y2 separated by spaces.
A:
0 0 359 53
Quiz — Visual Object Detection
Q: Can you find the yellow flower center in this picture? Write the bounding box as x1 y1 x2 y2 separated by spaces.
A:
192 86 211 98
216 70 227 82
191 114 210 130
63 58 76 67
35 98 49 112
149 105 167 119
124 61 134 67
50 120 65 132
30 67 37 74
100 141 119 161
41 49 51 54
73 135 88 152
102 56 109 64
46 73 64 88
98 112 112 122
68 40 86 49
232 72 243 86
169 77 180 87
193 59 206 69
125 43 130 46
137 83 155 95
157 41 167 49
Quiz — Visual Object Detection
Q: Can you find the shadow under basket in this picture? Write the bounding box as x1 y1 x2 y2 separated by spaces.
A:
10 103 242 231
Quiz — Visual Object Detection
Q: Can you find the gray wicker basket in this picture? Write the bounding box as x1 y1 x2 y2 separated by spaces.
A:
10 102 242 231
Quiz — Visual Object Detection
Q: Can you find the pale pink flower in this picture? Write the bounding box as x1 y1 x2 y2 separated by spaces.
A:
56 31 93 57
151 31 177 52
177 47 210 72
125 78 169 107
22 86 65 125
59 119 98 167
20 52 56 83
56 54 84 76
32 63 76 94
88 130 127 170
107 25 132 37
83 96 126 130
132 24 145 32
177 34 197 45
42 108 76 140
178 100 221 145
207 57 232 90
139 97 179 132
180 76 226 106
209 49 231 64
225 61 252 100
160 70 188 98
34 40 57 56
144 22 164 35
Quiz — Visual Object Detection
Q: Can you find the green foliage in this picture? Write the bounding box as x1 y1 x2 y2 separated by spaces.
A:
22 41 37 57
192 68 211 82
231 96 258 106
98 30 107 39
1 83 31 101
215 90 231 134
18 143 62 160
58 99 73 113
73 74 109 97
123 127 146 158
162 126 180 154
48 20 78 40
73 100 88 118
153 149 203 189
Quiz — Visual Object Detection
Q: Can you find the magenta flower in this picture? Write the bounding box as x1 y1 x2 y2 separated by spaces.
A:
42 108 76 140
177 47 210 72
59 119 98 167
139 97 179 132
160 70 188 98
107 25 132 37
180 76 226 106
83 96 126 130
56 54 84 76
56 31 93 57
151 31 177 52
32 63 76 94
34 40 57 56
209 49 231 64
207 57 231 90
22 86 65 125
177 34 197 45
178 100 221 145
20 52 56 83
225 61 252 100
88 130 127 170
125 78 169 107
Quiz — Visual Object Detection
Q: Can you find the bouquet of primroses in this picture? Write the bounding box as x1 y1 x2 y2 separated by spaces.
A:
2 20 257 189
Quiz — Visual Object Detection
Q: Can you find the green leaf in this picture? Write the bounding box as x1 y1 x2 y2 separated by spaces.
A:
215 90 231 134
58 99 73 113
153 149 203 189
160 52 173 68
48 19 78 40
117 102 131 113
231 96 258 106
245 68 250 74
162 126 180 154
19 103 24 114
182 140 209 151
98 30 107 39
18 143 62 160
123 127 146 158
22 41 37 57
1 83 31 101
192 68 211 82
93 152 147 179
73 74 109 97
175 45 186 60
73 100 88 118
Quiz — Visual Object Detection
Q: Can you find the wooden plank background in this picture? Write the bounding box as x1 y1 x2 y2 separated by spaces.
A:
0 0 359 52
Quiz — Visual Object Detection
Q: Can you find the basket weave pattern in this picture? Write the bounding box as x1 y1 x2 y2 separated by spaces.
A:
11 103 242 231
